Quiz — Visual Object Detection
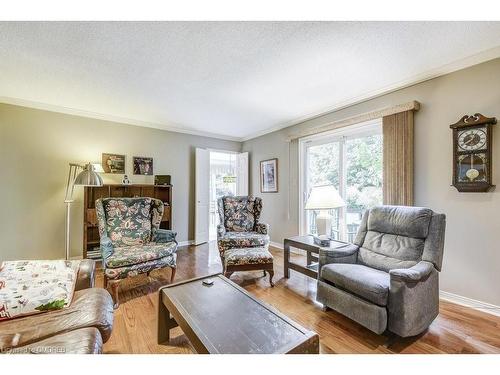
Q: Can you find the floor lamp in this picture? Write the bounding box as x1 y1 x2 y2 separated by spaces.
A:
64 163 103 260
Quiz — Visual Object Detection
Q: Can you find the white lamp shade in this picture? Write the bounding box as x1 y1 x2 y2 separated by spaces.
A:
305 185 345 210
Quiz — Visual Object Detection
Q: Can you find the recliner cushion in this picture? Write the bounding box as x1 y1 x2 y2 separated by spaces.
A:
321 263 390 306
367 206 433 239
357 231 424 272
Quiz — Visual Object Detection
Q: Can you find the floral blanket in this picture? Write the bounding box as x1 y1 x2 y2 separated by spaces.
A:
0 260 80 321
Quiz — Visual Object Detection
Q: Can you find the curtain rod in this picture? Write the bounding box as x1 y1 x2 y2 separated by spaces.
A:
287 100 420 141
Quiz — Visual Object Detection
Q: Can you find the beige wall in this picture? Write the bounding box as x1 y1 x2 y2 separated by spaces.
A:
243 58 500 306
0 104 241 260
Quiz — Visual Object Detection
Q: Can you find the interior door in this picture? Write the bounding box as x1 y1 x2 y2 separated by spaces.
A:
195 148 210 245
236 152 249 195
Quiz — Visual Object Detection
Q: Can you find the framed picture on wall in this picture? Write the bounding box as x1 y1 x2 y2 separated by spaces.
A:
260 158 278 193
102 153 125 174
133 156 154 175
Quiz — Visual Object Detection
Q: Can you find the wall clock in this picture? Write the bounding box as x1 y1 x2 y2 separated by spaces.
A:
450 113 496 192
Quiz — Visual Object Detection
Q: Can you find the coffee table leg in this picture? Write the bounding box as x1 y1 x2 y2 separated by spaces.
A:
284 241 290 278
158 296 178 344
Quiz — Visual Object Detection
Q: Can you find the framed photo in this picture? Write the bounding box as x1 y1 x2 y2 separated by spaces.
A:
260 158 278 193
102 153 125 174
133 156 154 175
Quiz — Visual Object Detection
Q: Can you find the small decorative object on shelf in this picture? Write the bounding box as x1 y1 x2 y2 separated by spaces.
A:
155 175 171 185
122 174 131 185
450 113 496 192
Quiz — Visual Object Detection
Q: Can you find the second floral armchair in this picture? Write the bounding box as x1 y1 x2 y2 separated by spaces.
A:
216 196 270 257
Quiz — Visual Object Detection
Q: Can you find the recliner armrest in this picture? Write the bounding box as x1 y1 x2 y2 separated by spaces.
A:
389 261 434 283
319 243 358 268
153 229 178 244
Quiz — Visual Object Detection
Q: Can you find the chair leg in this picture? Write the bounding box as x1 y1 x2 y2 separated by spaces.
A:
263 270 267 276
110 280 120 309
268 270 274 287
170 267 176 283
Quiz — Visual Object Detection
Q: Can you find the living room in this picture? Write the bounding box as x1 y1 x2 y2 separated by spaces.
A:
1 1 500 372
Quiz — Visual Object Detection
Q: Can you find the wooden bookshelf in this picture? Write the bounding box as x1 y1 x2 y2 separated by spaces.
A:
83 184 172 259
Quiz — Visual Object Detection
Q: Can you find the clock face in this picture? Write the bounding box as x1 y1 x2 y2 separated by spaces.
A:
457 153 487 182
458 127 487 151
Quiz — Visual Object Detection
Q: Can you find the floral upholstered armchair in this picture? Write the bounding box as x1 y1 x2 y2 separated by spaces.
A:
96 197 177 308
217 195 270 261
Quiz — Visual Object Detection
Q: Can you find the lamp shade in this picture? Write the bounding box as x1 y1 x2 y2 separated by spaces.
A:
305 185 345 210
74 163 103 186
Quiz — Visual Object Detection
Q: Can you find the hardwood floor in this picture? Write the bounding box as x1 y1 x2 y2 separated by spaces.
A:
100 242 500 354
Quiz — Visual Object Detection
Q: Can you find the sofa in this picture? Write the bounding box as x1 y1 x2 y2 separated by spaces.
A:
317 205 446 337
0 259 114 354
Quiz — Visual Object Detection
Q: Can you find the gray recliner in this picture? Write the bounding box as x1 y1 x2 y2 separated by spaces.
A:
316 205 446 337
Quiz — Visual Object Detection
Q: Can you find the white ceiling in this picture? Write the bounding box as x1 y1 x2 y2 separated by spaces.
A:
1 22 500 141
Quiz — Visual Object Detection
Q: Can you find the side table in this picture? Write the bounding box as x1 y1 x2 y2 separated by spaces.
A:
283 235 350 279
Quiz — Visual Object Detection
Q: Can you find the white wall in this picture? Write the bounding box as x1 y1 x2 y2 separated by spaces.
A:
0 103 241 260
243 58 500 306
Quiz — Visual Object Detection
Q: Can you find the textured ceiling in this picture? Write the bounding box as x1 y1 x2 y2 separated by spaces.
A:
1 21 500 140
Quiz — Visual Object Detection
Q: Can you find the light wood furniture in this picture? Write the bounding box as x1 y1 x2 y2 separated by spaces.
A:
157 274 319 354
284 235 349 279
101 242 500 354
83 184 172 259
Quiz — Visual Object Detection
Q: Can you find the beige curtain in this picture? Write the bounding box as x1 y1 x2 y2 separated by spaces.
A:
382 110 414 206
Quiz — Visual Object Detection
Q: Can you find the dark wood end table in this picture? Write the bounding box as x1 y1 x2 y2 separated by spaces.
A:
157 273 319 354
284 235 349 279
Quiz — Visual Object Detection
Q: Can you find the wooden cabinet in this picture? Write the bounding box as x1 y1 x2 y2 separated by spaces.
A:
83 184 173 259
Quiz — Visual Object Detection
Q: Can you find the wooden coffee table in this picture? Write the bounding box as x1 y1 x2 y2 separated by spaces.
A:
157 274 319 354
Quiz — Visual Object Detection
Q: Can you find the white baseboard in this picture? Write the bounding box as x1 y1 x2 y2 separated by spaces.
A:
270 241 284 249
269 241 303 255
439 291 500 317
178 240 195 247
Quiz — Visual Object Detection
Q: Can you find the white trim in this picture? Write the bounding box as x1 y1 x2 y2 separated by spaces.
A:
241 46 500 141
2 47 500 143
0 96 242 142
177 240 195 247
440 290 500 317
269 241 284 249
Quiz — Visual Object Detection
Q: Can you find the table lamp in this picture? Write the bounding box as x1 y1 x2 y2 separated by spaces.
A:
305 184 346 246
64 163 103 260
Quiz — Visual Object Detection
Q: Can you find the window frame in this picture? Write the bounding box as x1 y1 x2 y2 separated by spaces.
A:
298 118 382 239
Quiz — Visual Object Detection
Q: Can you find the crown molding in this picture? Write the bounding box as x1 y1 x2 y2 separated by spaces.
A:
2 45 500 143
0 96 243 142
240 45 500 142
